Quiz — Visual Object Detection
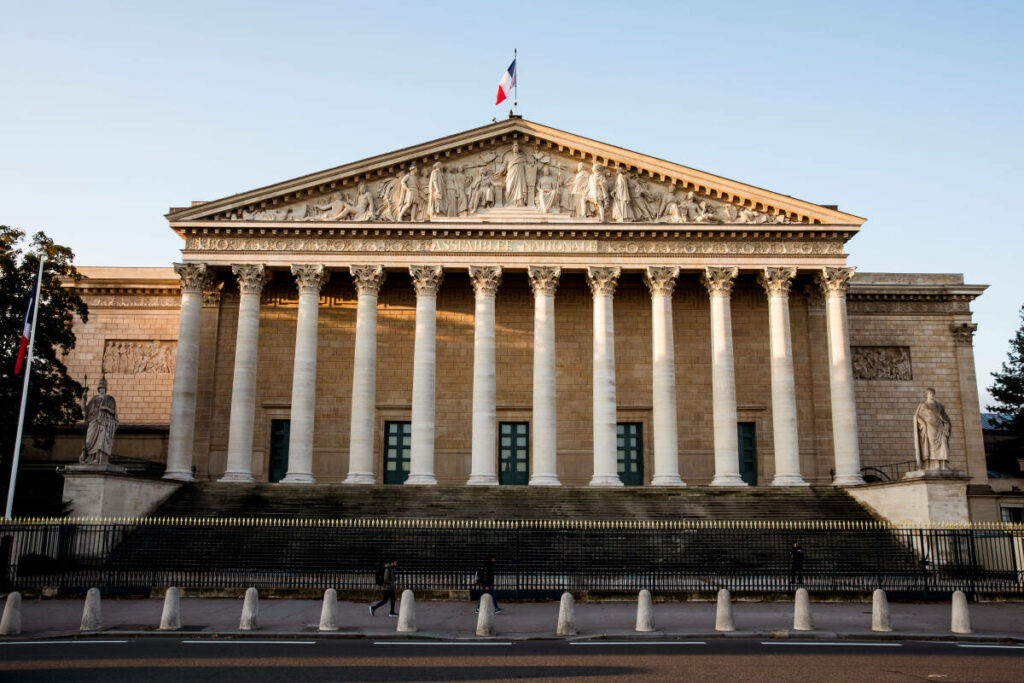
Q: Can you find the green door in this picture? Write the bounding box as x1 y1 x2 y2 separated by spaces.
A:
268 419 290 483
499 422 529 485
617 422 644 486
384 420 412 485
738 422 757 486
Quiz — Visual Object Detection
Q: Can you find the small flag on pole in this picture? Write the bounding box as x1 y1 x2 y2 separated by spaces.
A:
14 268 41 375
495 58 516 105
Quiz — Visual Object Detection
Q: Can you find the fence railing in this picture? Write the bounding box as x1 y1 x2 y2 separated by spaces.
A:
860 461 921 482
1 518 1021 597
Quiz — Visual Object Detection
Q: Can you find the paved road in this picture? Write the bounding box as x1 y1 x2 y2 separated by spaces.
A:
2 638 1022 682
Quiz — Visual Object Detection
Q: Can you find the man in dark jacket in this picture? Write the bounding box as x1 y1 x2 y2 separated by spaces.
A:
370 559 398 617
476 556 504 614
790 541 804 585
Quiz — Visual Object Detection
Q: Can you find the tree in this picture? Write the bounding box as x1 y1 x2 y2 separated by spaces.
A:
987 303 1024 473
0 226 88 509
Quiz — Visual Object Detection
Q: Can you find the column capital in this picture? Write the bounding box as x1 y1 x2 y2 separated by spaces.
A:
586 266 621 298
643 266 680 297
952 322 978 345
817 266 856 297
468 265 502 298
409 265 444 297
759 266 797 297
173 262 209 295
231 264 267 295
701 266 739 296
350 265 386 296
528 266 561 296
291 264 329 294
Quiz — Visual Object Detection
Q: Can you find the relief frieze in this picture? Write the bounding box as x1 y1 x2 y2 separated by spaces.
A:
852 346 912 381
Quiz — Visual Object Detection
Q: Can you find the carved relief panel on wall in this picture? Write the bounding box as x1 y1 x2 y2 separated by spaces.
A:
103 340 177 375
852 346 912 381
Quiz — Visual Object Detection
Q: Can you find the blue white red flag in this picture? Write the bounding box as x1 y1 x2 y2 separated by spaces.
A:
14 269 40 375
495 58 516 105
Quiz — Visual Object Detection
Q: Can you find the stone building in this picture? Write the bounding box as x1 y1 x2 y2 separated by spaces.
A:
36 118 1008 522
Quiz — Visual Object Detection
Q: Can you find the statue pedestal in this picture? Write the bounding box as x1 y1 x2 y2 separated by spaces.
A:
846 470 971 526
59 466 181 519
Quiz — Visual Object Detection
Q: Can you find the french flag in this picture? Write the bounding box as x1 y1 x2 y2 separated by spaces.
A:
14 269 40 376
495 58 516 105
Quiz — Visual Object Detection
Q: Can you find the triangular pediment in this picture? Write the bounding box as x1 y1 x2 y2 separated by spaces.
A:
167 118 863 227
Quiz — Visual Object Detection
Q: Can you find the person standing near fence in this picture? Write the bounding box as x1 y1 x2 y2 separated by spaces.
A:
370 559 399 617
790 541 804 585
476 556 504 614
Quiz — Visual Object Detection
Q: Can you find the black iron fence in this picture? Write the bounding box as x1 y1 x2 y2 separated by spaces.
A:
1 518 1021 597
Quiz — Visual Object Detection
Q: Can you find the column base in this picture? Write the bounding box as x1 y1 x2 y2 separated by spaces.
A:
771 475 809 487
466 475 499 486
218 471 255 483
163 469 194 483
833 474 866 486
589 474 624 487
404 474 438 486
280 473 316 484
529 475 562 486
709 474 748 487
343 472 376 485
650 474 687 487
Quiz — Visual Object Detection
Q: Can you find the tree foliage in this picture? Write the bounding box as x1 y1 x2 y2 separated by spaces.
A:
0 225 88 500
987 303 1024 470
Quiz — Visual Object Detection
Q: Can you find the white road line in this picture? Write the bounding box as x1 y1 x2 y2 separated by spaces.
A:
181 640 316 645
956 644 1024 650
571 641 706 646
761 642 902 647
373 641 513 646
0 640 130 645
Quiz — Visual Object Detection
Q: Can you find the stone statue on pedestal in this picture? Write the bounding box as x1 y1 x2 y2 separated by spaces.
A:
914 388 951 471
80 375 118 466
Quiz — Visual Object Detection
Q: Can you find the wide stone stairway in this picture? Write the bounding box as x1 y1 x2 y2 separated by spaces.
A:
154 483 878 521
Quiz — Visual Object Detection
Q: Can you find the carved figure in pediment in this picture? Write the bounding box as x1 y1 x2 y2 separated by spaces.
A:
556 166 572 213
585 162 610 222
446 167 464 216
629 174 657 222
535 166 559 213
658 187 683 223
395 165 419 221
469 166 495 213
570 162 590 217
611 166 634 223
737 207 767 224
502 141 528 207
427 162 447 218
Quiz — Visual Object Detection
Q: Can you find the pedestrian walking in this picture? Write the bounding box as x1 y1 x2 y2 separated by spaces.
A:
476 556 503 614
370 559 398 617
790 541 804 585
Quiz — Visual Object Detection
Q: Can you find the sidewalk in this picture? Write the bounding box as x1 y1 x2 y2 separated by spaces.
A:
5 597 1024 642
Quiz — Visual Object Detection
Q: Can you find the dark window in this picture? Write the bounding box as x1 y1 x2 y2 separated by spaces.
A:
383 421 412 485
1001 506 1024 523
616 422 644 486
738 422 757 486
268 419 290 483
499 422 529 486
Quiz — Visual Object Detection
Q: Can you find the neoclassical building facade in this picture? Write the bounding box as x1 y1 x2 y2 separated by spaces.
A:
50 119 996 512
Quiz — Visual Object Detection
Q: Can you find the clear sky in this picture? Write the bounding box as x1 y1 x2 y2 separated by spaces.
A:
2 0 1021 408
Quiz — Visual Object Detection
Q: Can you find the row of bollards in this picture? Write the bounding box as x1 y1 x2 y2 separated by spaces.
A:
0 586 977 636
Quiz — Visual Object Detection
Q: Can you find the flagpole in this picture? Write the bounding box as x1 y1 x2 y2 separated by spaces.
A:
513 48 518 115
5 256 45 519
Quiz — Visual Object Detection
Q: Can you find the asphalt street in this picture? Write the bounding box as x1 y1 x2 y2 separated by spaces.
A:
1 638 1022 682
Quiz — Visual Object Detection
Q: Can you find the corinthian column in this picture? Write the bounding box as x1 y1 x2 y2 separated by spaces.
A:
281 264 328 484
644 267 685 486
467 266 502 485
220 264 267 482
587 266 623 487
817 267 864 486
406 265 443 485
344 265 385 485
759 267 807 486
164 263 209 481
528 266 561 486
702 266 746 486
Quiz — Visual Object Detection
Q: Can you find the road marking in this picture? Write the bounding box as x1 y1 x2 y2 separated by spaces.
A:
181 640 316 645
373 641 513 646
0 640 130 645
956 644 1024 650
761 642 903 647
571 641 706 646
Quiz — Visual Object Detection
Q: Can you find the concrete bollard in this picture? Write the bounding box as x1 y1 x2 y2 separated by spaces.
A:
0 591 22 635
871 589 892 632
793 588 813 631
476 593 496 636
715 588 735 632
951 590 972 634
239 587 259 631
80 587 102 631
319 588 339 631
635 589 655 632
556 592 576 636
159 587 181 631
397 589 417 632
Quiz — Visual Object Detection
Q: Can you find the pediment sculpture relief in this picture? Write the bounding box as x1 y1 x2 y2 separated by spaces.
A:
230 143 792 225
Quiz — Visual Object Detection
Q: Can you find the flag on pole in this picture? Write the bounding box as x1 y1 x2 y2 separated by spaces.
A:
495 58 516 105
14 268 41 375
